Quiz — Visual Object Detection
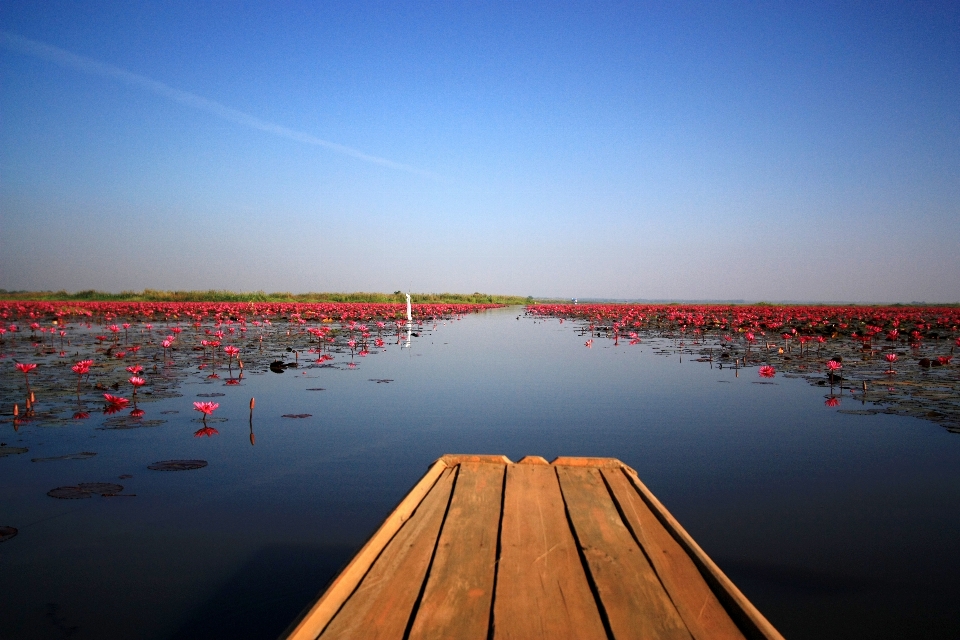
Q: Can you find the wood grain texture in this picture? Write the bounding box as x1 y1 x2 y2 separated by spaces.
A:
408 462 505 640
319 467 456 639
621 469 785 640
557 466 692 640
602 468 746 640
492 463 607 640
286 459 449 640
551 456 623 468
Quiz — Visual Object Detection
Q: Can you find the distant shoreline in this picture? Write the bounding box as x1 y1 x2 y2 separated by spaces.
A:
0 289 955 307
0 289 542 305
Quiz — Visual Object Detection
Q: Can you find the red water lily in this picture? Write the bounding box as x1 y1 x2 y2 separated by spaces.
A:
15 362 37 395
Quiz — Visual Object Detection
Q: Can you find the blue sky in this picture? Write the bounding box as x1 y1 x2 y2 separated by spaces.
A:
2 1 958 302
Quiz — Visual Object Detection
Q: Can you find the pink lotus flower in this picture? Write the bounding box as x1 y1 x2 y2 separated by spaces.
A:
126 365 143 374
826 360 843 372
129 376 146 388
193 401 219 416
16 362 37 395
759 365 776 378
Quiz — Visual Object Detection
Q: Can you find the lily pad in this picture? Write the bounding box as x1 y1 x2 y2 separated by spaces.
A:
0 446 28 458
148 459 208 471
305 388 326 391
282 414 312 419
368 379 394 384
196 393 225 397
0 526 17 542
47 482 123 499
32 452 97 462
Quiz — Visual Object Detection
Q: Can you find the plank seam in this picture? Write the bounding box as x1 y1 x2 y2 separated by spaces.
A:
599 468 683 615
555 466 616 640
485 462 508 640
401 464 461 640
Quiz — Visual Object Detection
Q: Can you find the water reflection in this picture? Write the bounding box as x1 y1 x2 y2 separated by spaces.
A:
1 302 959 639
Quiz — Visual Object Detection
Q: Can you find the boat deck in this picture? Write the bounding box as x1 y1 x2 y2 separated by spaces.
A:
285 455 783 639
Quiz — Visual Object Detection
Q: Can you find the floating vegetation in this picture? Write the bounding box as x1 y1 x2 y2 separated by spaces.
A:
98 417 165 430
305 388 326 391
196 393 225 397
368 379 394 384
47 482 124 499
147 460 208 471
31 451 96 462
282 414 313 419
0 525 17 542
0 446 29 457
0 300 478 429
531 303 960 434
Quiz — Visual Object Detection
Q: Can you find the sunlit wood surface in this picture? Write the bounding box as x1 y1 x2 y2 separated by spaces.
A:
285 455 784 640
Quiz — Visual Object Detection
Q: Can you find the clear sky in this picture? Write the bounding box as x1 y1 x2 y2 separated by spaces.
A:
2 1 958 302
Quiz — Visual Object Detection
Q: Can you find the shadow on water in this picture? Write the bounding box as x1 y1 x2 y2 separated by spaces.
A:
171 544 353 640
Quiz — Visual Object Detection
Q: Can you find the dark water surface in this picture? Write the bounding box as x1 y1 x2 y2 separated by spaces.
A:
2 307 959 639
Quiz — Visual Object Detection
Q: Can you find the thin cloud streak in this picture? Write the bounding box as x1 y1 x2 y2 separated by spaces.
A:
1 31 437 178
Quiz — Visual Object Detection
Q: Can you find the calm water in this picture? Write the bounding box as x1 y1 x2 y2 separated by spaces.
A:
2 307 959 639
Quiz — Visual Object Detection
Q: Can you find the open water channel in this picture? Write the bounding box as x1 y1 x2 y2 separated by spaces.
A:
2 306 959 638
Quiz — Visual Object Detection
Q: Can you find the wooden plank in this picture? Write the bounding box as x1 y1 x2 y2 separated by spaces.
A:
285 459 449 640
517 455 549 465
552 456 623 468
557 466 692 640
602 468 746 640
492 463 607 640
440 454 512 465
408 461 505 639
319 467 456 639
621 469 785 640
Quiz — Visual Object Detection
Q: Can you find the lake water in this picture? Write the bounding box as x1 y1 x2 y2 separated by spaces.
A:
2 306 959 639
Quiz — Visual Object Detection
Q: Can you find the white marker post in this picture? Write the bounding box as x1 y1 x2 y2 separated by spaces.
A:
404 293 412 348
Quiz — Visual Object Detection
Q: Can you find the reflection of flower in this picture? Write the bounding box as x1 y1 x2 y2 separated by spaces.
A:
825 396 840 407
103 394 130 407
193 426 219 437
225 378 240 385
72 411 90 420
759 365 776 378
130 408 145 418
